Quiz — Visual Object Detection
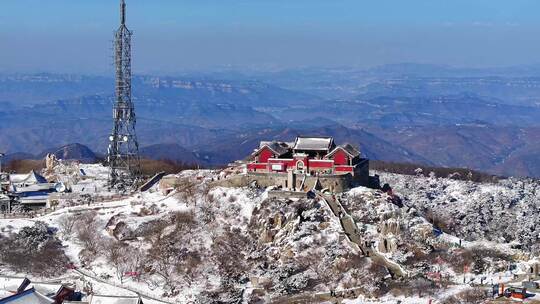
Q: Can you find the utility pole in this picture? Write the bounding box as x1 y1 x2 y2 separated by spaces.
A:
107 0 141 191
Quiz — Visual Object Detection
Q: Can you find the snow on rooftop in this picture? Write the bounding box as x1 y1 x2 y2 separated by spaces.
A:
0 278 62 299
7 175 27 184
0 278 20 295
0 290 13 300
9 171 47 185
0 288 54 304
293 136 333 151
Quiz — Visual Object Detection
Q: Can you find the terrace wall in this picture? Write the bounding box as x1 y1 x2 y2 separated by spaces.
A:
215 159 370 193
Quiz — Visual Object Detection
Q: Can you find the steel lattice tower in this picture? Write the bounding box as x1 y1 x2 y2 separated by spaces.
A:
108 0 141 190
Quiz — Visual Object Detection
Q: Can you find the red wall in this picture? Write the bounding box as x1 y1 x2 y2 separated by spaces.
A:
332 150 349 166
269 159 295 169
258 147 274 163
247 163 267 170
309 160 333 168
249 147 354 173
335 166 353 172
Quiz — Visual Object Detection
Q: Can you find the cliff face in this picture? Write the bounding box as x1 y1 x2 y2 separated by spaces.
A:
246 196 384 300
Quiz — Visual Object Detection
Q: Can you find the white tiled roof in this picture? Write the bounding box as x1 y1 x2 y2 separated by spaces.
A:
0 288 54 304
257 141 291 156
327 144 361 158
293 137 333 151
9 171 47 185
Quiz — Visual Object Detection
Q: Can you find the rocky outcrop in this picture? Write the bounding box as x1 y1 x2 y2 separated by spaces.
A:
379 218 401 236
378 236 398 253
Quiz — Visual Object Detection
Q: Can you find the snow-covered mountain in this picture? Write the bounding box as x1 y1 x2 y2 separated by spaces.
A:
1 164 540 303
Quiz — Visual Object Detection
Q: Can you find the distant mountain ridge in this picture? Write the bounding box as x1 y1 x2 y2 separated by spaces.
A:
0 74 319 108
5 121 540 177
4 143 99 164
3 68 540 177
140 143 199 164
38 143 98 164
4 143 201 167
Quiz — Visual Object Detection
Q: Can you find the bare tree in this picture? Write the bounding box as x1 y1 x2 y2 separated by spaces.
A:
175 178 199 205
174 250 203 287
75 211 103 254
0 222 69 277
104 240 128 283
146 211 198 290
173 211 196 232
200 182 215 204
211 226 252 287
147 238 178 288
126 247 145 282
58 214 77 240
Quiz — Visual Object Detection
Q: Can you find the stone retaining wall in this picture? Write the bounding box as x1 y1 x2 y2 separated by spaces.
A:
267 190 308 199
213 172 360 193
209 160 371 193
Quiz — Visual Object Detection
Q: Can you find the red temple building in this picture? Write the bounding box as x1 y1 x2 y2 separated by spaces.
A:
246 136 367 178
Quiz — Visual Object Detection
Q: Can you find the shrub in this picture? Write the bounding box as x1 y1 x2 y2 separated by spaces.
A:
4 159 45 174
74 211 104 253
446 249 474 274
441 288 487 304
175 178 199 205
212 226 252 285
199 203 217 224
140 158 198 176
424 209 456 234
388 277 436 297
371 160 500 183
58 214 77 240
0 222 69 276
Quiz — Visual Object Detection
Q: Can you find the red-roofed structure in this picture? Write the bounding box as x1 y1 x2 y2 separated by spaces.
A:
247 136 365 177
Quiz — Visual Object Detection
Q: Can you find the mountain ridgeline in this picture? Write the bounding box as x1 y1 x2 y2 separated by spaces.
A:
3 64 540 177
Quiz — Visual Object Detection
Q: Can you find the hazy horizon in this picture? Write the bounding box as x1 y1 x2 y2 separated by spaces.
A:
1 0 540 74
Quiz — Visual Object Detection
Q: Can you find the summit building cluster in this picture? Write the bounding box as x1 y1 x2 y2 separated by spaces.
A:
247 136 366 176
217 136 372 193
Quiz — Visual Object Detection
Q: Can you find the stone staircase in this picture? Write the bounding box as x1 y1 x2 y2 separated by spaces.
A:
317 192 406 278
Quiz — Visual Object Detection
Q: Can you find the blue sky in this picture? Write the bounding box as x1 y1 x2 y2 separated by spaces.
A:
1 0 540 73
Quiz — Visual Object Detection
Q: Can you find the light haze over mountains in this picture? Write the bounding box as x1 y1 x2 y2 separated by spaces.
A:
2 1 540 177
1 0 540 73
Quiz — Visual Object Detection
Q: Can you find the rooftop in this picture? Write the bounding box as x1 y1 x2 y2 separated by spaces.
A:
259 141 291 156
9 171 48 185
0 287 53 304
293 136 334 151
328 144 361 158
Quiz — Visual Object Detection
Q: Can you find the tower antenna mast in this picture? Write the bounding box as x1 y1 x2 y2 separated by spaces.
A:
108 0 141 190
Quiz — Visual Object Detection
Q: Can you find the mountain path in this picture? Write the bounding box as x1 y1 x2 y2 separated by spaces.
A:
73 268 176 304
317 192 406 278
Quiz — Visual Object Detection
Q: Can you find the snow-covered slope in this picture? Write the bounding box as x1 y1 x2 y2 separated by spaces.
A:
379 171 540 252
2 164 540 303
